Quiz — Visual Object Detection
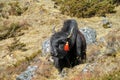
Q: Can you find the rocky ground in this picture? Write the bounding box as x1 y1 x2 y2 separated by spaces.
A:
0 0 120 80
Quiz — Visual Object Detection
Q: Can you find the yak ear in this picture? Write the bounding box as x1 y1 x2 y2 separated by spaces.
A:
52 26 56 33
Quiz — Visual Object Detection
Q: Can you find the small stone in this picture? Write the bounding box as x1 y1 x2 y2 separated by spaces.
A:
16 66 38 80
42 39 51 56
102 17 112 28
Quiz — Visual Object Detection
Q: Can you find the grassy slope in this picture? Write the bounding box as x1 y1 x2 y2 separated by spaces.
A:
0 0 120 80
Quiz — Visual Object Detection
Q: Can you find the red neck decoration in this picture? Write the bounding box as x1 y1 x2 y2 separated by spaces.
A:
64 41 70 52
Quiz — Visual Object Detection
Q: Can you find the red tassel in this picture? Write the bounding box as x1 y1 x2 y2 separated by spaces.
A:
64 41 69 51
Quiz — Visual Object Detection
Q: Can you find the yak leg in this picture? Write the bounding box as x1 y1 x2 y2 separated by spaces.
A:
52 57 64 73
76 34 82 63
52 57 67 77
76 34 86 63
81 36 87 62
81 50 86 63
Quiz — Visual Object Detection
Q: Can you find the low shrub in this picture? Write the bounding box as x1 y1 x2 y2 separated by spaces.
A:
8 1 28 16
0 1 28 18
0 22 27 40
53 0 119 18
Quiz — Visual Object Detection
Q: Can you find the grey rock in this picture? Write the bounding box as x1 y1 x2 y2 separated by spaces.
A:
104 47 116 56
16 66 38 80
102 17 112 28
99 37 106 43
105 39 117 56
42 39 51 56
82 63 97 73
80 27 97 45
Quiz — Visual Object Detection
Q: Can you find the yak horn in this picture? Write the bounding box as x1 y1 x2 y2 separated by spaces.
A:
67 27 73 38
52 26 56 33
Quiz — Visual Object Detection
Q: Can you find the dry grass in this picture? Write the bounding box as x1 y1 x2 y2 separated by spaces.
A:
0 0 120 80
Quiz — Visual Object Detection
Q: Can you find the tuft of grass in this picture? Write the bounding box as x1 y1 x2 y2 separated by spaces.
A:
8 37 27 52
0 1 28 18
0 22 28 40
13 50 41 67
25 50 41 62
0 23 20 40
100 70 120 80
0 2 4 12
8 1 28 16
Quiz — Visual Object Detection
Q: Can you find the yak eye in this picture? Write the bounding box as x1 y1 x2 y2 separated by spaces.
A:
59 44 64 50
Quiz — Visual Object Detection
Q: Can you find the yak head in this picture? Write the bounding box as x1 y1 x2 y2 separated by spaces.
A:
50 27 74 59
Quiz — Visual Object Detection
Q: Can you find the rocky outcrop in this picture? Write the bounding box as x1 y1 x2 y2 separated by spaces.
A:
80 27 97 45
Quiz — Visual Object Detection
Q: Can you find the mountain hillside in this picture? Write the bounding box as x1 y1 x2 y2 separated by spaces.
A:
0 0 120 80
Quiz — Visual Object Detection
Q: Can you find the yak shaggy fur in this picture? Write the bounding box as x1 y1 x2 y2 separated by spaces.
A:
50 19 86 73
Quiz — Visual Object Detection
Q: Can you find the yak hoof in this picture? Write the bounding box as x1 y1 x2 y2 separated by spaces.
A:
59 69 67 77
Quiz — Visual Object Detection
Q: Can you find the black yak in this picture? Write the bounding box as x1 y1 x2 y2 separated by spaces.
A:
50 19 86 73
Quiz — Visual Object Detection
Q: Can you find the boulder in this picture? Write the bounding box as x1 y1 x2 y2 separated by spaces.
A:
80 27 97 45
